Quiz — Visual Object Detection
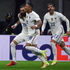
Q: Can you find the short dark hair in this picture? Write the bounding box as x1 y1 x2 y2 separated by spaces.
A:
20 4 25 8
48 3 55 7
26 3 33 8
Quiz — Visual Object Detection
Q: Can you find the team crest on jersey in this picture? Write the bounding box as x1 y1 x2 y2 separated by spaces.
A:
51 18 53 21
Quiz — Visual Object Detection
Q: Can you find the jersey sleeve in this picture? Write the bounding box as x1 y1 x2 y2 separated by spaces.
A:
41 15 47 32
34 14 41 21
59 13 69 31
17 13 20 20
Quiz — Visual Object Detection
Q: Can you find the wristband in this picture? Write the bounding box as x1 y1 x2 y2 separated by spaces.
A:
14 23 18 26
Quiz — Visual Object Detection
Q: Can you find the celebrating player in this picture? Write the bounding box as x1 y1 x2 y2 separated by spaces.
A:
24 3 49 68
7 6 29 66
41 3 70 65
7 4 49 68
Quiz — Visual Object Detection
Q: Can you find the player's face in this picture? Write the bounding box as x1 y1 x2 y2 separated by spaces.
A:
25 4 31 12
20 7 26 17
20 7 25 14
48 4 55 13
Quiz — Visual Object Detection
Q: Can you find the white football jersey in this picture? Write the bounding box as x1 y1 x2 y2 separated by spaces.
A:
42 11 69 34
26 11 41 36
18 14 28 34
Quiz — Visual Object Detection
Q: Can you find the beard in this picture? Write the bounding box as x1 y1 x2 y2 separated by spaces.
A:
21 12 26 17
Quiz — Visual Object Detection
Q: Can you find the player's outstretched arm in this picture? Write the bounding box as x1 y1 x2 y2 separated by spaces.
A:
41 15 47 35
59 13 70 36
59 13 69 32
11 21 21 29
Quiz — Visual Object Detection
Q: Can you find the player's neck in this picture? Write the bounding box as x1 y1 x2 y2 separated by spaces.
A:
49 11 54 15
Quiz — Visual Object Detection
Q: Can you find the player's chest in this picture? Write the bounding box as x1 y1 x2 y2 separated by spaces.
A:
47 15 59 23
26 15 34 23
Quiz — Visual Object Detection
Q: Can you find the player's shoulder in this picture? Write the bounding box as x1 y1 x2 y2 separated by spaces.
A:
18 13 20 17
44 12 49 18
55 11 63 16
32 11 39 16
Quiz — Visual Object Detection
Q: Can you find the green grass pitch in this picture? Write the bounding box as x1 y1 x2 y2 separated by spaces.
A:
0 61 70 70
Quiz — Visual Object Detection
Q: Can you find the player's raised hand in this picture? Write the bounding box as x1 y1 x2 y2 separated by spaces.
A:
11 25 16 29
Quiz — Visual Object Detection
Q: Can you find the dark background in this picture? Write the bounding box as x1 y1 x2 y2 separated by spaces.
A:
0 0 70 35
